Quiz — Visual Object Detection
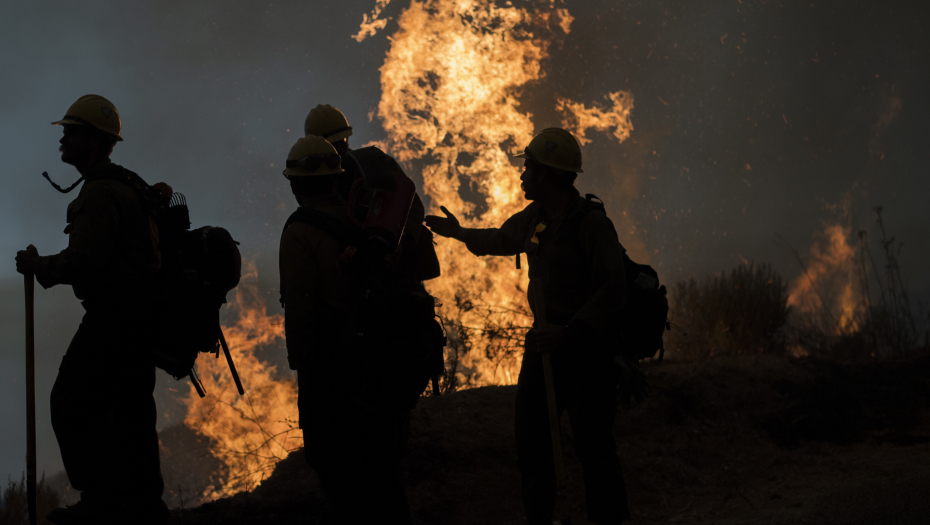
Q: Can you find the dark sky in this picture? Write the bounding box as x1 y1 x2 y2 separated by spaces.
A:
2 0 928 486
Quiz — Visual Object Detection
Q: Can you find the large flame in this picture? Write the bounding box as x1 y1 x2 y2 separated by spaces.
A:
367 0 634 385
182 262 301 499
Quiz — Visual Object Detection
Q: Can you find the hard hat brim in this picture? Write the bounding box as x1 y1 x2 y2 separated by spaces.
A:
51 119 124 141
513 152 583 173
322 128 353 143
283 167 345 177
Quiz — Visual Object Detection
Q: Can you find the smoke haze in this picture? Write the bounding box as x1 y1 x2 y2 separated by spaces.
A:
1 0 927 489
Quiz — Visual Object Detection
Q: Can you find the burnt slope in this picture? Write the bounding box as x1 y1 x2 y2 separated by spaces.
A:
169 353 930 525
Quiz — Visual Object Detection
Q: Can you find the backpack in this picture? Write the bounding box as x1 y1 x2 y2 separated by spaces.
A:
149 190 244 396
344 147 441 281
578 194 670 361
283 207 447 410
41 169 244 393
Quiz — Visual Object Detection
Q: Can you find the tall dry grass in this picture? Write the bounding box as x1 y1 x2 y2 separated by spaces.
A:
666 263 790 359
0 474 60 525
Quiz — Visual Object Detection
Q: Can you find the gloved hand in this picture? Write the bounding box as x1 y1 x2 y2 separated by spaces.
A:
15 245 39 275
526 324 565 353
424 206 465 240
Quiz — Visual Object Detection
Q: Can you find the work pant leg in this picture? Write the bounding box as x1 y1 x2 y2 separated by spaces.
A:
314 451 410 525
50 305 165 511
514 351 567 525
107 362 165 510
298 371 411 525
566 360 629 524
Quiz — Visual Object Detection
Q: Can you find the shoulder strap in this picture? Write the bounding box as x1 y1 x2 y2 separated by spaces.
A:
555 194 606 234
559 194 606 228
575 194 661 288
88 165 160 214
582 193 606 215
283 207 354 247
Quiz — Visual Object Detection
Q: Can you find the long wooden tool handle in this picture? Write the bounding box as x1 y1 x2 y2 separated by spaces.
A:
219 327 245 396
532 282 567 492
25 274 38 525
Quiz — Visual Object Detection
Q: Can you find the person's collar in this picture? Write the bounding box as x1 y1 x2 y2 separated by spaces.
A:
540 186 580 220
80 157 114 180
565 188 584 216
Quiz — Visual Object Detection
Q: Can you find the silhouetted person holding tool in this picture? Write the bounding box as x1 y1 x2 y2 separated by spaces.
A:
425 128 631 524
14 95 169 525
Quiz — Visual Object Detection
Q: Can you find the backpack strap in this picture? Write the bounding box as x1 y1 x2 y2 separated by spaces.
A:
582 193 606 214
552 193 607 239
283 207 355 247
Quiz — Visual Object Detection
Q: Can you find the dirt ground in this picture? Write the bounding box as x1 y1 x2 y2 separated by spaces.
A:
170 353 930 524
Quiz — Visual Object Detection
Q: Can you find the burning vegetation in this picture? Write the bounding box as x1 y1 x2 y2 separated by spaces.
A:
783 196 863 338
664 201 922 362
784 204 922 359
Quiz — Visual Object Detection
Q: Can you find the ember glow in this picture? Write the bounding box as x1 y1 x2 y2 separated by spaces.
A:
182 262 301 499
366 0 634 385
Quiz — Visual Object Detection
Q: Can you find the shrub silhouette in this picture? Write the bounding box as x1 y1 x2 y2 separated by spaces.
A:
668 263 790 359
0 474 61 525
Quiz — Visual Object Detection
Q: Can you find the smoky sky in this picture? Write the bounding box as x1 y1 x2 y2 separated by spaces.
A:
1 0 928 486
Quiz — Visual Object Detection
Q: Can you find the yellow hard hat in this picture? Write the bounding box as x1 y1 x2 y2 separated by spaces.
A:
515 127 583 173
51 94 123 141
304 104 353 142
284 135 345 177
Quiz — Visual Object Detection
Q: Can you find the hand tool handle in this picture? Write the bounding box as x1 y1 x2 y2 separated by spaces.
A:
25 274 38 525
532 281 568 494
219 327 245 395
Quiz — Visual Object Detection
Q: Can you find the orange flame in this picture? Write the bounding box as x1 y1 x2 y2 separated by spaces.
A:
354 0 393 42
182 261 301 499
557 91 635 146
786 197 863 335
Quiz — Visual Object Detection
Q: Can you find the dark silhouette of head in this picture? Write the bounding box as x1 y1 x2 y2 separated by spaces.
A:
59 124 118 173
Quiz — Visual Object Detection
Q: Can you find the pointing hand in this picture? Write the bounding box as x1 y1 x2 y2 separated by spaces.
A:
424 206 464 240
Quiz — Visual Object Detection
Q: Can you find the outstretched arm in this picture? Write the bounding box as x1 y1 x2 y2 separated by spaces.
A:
425 204 533 257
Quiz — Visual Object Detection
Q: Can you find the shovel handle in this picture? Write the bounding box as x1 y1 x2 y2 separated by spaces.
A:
25 274 37 525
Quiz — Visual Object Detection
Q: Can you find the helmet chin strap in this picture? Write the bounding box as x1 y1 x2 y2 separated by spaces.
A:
41 171 84 193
